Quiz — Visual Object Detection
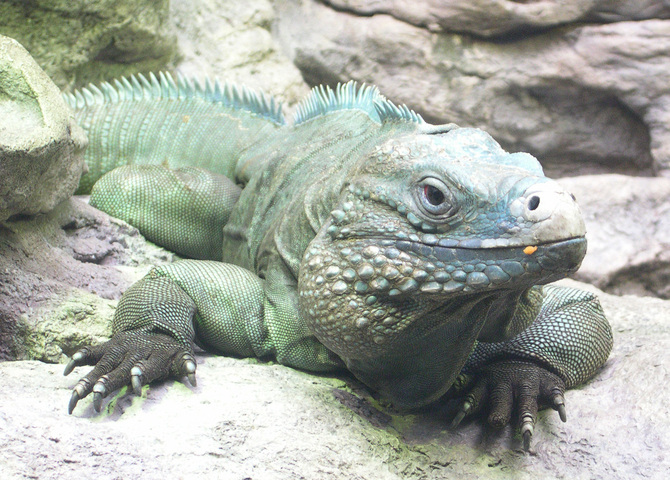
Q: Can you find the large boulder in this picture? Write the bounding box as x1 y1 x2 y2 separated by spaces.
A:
274 0 670 176
0 0 177 89
0 281 667 479
0 35 87 222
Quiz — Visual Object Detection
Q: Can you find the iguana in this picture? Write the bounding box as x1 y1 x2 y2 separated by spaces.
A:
61 72 612 450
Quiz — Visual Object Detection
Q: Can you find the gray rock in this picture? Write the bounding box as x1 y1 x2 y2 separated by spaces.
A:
0 281 667 479
274 0 670 176
0 197 178 361
559 174 670 298
0 35 87 222
0 0 177 89
170 0 309 105
323 0 670 37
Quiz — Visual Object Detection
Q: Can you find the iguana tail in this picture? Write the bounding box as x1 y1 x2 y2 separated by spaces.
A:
64 72 286 194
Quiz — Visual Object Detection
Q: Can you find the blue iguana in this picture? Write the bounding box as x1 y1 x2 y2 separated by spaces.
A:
62 72 612 450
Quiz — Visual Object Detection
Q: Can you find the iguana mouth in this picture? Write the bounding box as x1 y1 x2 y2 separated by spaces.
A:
395 236 585 263
387 236 587 293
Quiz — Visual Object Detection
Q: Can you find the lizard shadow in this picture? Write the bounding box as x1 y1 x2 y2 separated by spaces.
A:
331 374 524 453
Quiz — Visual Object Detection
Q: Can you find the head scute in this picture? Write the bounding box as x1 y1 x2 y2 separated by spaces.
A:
63 71 286 125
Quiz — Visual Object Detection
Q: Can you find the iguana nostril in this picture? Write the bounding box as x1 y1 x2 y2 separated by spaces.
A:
528 195 540 211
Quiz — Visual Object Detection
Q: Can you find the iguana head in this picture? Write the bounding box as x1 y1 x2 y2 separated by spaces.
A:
298 127 586 407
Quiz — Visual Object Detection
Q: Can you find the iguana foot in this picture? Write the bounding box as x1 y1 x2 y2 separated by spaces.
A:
64 331 197 414
450 360 566 451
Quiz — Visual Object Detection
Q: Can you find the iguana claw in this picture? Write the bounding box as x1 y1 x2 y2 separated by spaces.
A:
520 413 534 451
63 351 85 376
92 377 109 412
68 380 91 414
68 390 81 415
522 429 532 452
182 355 197 387
553 391 567 422
450 397 473 428
131 366 144 396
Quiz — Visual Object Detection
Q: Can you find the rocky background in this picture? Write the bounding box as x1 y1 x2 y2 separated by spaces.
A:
1 1 669 478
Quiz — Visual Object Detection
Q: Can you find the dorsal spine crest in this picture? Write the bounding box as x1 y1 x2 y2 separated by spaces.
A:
374 98 425 125
63 71 286 125
292 81 425 126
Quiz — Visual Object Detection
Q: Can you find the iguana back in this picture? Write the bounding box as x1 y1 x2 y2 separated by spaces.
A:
65 72 285 194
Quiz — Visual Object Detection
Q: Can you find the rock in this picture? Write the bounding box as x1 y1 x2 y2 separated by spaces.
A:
559 174 670 298
0 35 88 222
0 281 667 479
323 0 670 37
0 0 177 90
274 0 670 176
0 198 178 361
170 0 309 104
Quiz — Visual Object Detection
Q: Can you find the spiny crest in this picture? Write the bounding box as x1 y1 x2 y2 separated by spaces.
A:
373 98 424 124
62 71 286 125
292 81 425 126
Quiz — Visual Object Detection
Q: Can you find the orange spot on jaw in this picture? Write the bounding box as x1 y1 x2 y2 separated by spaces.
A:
523 246 538 255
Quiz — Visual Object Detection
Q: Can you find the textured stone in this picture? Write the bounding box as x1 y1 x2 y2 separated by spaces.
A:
0 281 667 479
0 198 178 361
0 35 87 222
170 0 309 104
275 1 670 176
560 174 670 298
0 0 177 89
323 0 670 37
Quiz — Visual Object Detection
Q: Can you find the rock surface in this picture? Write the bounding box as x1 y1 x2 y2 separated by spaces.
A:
323 0 670 37
0 198 178 361
170 0 309 104
560 175 670 298
0 281 667 480
0 0 177 90
0 35 87 222
275 0 670 176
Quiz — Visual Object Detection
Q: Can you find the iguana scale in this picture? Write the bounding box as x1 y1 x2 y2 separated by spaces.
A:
62 72 613 450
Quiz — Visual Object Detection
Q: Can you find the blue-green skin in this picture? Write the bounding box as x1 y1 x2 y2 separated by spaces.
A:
64 75 612 447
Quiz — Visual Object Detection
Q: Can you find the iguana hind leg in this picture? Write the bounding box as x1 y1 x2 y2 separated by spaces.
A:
90 164 241 260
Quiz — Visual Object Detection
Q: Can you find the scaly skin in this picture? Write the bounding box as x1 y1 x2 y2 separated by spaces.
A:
62 74 613 451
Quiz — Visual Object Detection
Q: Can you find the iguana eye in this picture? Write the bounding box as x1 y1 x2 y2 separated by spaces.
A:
415 178 457 217
424 185 445 206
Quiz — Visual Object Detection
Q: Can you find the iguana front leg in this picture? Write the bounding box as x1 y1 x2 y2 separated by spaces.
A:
451 285 613 450
63 273 199 413
64 261 342 413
